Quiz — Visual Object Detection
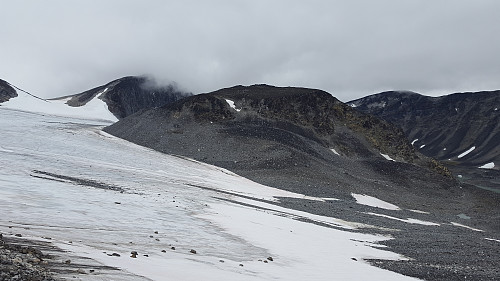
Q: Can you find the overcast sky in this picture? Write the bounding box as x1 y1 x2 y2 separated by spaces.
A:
2 0 500 101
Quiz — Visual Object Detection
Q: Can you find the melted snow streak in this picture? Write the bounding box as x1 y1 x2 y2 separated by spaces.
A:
458 146 476 158
0 108 420 281
380 153 395 161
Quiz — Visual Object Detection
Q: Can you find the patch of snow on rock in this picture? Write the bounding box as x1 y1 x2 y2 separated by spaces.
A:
451 222 483 232
420 144 426 149
331 148 340 156
380 153 395 161
366 213 440 226
458 146 476 158
411 139 418 145
485 238 500 243
351 193 400 211
225 99 240 112
479 162 495 169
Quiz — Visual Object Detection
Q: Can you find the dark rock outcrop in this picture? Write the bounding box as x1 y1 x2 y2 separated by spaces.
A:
0 79 17 103
54 76 192 119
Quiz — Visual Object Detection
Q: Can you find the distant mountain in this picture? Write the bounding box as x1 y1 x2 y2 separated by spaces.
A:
0 79 17 103
348 90 500 170
104 85 463 207
54 76 192 119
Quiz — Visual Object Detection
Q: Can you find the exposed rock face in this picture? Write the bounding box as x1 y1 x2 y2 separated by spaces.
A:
55 76 191 119
105 85 457 205
348 90 500 169
0 79 17 103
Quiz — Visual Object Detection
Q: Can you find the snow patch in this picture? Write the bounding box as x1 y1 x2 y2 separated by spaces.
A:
485 238 500 243
457 146 475 158
380 153 395 161
411 139 418 145
479 162 495 169
331 148 340 156
408 209 430 214
450 222 483 232
419 144 426 149
225 99 241 112
352 194 400 211
366 213 440 226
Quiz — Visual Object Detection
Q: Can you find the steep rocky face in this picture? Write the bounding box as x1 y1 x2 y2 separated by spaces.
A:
0 79 17 103
105 85 457 206
55 76 191 119
348 90 500 170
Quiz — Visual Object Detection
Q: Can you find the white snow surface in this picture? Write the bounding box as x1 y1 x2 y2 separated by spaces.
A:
1 90 118 122
0 108 421 281
380 153 395 161
479 162 495 169
457 146 476 158
225 99 241 112
351 193 401 211
331 148 341 155
411 139 418 145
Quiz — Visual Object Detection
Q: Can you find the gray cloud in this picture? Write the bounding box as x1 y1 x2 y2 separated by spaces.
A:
1 0 500 101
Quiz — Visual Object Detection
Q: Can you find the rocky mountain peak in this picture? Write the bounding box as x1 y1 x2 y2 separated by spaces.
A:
58 75 192 119
0 79 18 103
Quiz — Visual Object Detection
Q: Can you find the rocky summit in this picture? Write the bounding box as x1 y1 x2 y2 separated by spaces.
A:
54 76 192 119
0 79 17 103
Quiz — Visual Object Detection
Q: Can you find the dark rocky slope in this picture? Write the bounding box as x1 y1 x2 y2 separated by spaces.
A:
348 90 500 168
104 85 480 210
54 76 192 119
348 90 500 192
0 79 17 103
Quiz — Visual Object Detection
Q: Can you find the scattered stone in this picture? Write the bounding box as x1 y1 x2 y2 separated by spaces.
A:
351 257 357 261
154 231 158 234
239 264 244 267
130 251 138 258
171 246 176 250
89 269 95 273
112 253 120 257
149 235 154 238
267 256 274 261
190 249 197 254
264 260 268 263
219 259 224 263
64 259 71 264
143 254 149 257
155 238 160 241
114 202 121 204
15 234 22 237
77 268 86 274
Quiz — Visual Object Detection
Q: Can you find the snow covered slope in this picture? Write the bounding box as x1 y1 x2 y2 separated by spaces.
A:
1 88 118 122
0 107 421 280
